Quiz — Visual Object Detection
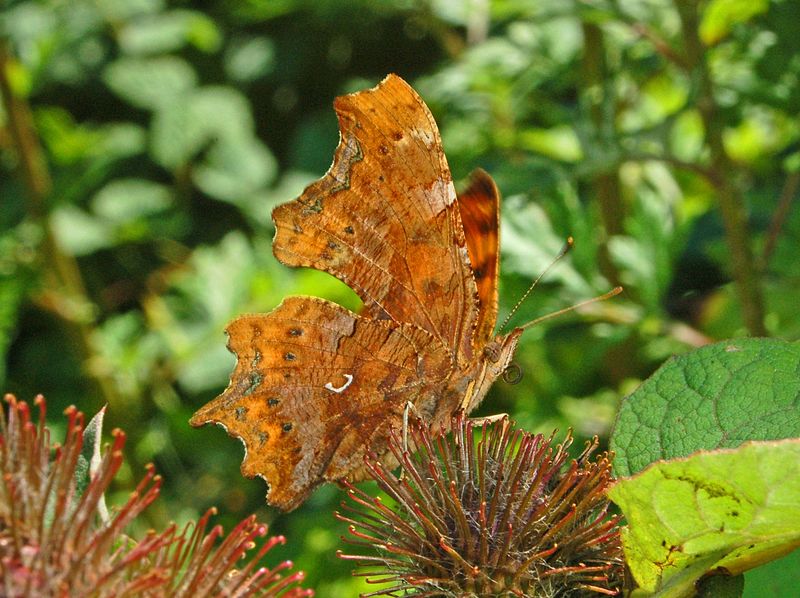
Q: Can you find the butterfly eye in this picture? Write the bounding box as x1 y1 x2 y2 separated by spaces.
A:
502 362 523 385
484 344 501 363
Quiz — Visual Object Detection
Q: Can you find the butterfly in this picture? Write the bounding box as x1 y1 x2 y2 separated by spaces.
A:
190 74 524 511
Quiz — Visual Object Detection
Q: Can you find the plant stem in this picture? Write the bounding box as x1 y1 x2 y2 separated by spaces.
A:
675 0 767 336
580 21 623 287
762 170 799 267
0 40 121 407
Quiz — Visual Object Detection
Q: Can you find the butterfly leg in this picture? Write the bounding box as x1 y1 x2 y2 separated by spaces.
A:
467 413 509 426
398 401 422 481
457 379 477 413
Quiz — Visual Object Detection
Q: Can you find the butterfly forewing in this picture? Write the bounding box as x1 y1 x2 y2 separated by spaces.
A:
271 75 480 362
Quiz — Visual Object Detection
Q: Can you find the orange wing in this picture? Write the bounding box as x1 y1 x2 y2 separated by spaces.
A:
458 169 500 345
189 297 450 511
271 74 480 363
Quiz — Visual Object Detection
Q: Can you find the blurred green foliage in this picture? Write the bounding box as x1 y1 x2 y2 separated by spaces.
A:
1 0 798 594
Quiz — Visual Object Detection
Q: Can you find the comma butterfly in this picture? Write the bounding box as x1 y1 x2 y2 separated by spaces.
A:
190 74 524 511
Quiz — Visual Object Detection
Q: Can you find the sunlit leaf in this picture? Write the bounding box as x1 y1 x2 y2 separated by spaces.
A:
700 0 769 45
609 439 800 596
518 125 583 162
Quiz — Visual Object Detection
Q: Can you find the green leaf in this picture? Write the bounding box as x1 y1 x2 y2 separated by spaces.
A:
700 0 769 45
611 338 800 477
697 574 744 598
0 223 41 385
36 107 106 164
74 406 110 523
90 313 163 401
518 125 583 162
51 206 113 256
723 108 798 164
608 439 800 596
36 109 146 167
117 9 221 55
150 87 255 169
104 56 197 110
93 123 147 159
224 36 275 81
0 275 28 386
95 0 162 21
743 548 800 597
192 137 277 203
91 178 172 223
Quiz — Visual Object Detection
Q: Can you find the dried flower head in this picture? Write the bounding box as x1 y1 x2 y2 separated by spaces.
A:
337 413 623 597
0 394 312 597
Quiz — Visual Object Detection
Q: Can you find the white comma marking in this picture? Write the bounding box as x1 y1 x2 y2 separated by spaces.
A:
324 373 354 393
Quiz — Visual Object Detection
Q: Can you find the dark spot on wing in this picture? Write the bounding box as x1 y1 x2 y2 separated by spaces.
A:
478 220 495 234
301 198 323 214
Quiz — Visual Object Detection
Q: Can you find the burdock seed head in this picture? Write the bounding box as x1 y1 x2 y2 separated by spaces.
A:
337 413 624 597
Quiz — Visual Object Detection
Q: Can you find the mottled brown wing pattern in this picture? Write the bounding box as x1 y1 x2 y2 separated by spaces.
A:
457 169 501 346
189 296 450 511
272 74 480 362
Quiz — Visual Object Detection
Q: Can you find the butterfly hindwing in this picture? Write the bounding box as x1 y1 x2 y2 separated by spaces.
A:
189 296 450 511
458 169 501 345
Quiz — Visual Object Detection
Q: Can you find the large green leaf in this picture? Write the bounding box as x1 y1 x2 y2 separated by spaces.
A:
609 439 800 596
611 338 800 476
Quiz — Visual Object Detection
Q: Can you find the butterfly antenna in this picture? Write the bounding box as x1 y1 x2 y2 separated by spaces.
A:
517 286 623 331
498 236 574 333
